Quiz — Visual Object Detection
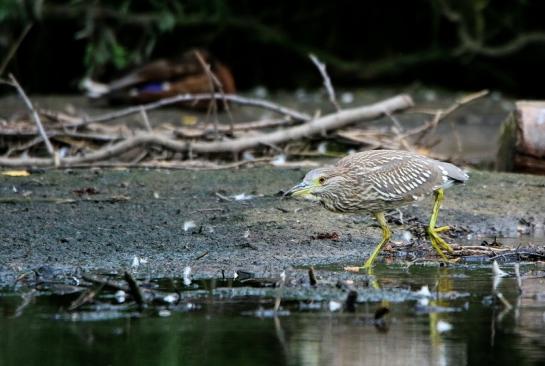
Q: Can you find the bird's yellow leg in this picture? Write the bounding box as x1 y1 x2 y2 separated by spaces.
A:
427 188 454 257
362 212 391 269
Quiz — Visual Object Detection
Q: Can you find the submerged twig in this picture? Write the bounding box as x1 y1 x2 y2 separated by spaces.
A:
12 289 37 318
69 284 104 311
124 271 146 309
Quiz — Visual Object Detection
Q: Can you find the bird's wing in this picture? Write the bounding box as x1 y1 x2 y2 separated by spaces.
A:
362 157 442 201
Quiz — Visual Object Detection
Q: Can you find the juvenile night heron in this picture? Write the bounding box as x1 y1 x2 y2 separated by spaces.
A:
284 150 468 268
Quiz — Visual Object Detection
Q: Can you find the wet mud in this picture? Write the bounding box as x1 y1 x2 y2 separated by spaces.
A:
1 166 544 284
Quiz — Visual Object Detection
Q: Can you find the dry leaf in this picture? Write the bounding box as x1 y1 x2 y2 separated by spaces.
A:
1 170 30 177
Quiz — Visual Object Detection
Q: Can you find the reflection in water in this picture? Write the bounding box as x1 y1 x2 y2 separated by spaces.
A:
1 264 545 366
290 266 466 366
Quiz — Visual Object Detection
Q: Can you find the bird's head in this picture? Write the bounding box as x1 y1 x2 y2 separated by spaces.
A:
284 166 342 201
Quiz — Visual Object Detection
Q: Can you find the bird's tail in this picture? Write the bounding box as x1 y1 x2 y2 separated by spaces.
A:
438 162 469 183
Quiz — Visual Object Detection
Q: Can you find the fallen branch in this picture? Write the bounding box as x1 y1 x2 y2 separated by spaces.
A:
0 94 413 167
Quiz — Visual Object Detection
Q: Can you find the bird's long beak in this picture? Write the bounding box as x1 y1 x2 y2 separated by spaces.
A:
283 182 311 197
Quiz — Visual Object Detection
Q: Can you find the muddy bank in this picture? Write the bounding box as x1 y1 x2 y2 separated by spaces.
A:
0 166 544 284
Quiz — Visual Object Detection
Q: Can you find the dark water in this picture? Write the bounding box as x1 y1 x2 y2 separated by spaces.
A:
1 263 544 366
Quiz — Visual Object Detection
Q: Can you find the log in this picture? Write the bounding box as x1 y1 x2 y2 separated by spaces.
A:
497 101 545 173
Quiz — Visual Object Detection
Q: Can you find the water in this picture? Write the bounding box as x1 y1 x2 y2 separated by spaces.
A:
1 263 544 366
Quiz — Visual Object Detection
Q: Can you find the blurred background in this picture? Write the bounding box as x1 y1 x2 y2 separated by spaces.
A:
2 0 545 96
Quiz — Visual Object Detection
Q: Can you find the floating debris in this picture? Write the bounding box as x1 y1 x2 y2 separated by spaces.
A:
328 300 342 312
163 294 179 304
158 309 171 317
436 320 453 333
246 307 290 318
416 285 432 298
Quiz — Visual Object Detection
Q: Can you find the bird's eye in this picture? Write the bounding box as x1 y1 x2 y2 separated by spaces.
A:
318 177 326 184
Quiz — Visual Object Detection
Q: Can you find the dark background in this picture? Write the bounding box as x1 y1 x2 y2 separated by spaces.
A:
2 0 545 97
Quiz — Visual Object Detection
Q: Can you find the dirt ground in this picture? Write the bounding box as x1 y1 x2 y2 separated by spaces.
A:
1 165 544 285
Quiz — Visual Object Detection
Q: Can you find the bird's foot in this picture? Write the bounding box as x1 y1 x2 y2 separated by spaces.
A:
427 226 454 253
427 226 454 262
434 225 450 233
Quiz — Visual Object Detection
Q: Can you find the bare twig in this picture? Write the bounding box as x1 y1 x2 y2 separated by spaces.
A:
66 93 311 128
194 51 220 139
0 95 413 167
309 53 340 111
0 23 33 76
7 74 58 164
384 110 414 151
139 107 152 132
173 118 292 138
194 51 235 134
438 0 545 57
399 89 488 143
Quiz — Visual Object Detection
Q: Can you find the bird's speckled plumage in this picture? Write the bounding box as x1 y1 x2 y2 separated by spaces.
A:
285 149 469 268
297 150 468 213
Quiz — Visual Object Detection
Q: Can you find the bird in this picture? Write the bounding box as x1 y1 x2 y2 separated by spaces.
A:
284 149 468 269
